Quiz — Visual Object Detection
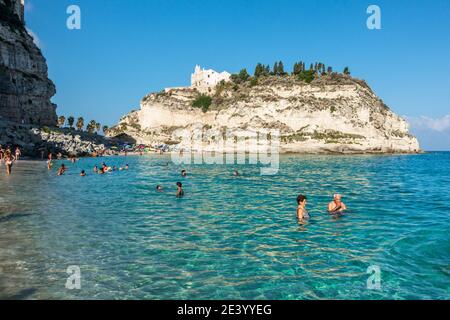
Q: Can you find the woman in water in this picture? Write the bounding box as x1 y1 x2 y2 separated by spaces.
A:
57 164 66 176
47 153 53 170
176 182 184 197
296 194 310 222
4 151 14 175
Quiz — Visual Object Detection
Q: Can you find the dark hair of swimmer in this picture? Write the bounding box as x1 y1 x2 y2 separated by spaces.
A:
297 194 307 204
156 185 162 190
176 182 182 187
81 170 85 174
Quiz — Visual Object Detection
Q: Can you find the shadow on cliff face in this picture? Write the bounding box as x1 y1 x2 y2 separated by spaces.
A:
107 133 137 145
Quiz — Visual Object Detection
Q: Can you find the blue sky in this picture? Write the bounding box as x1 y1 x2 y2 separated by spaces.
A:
24 0 450 150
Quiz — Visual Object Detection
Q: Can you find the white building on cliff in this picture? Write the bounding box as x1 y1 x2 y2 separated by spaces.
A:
190 65 231 93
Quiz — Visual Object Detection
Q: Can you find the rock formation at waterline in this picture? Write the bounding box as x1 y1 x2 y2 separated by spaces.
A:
109 73 420 154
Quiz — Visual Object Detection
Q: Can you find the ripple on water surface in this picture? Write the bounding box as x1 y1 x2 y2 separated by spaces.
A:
0 153 449 299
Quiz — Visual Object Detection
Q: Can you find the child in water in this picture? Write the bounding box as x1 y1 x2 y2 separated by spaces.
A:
176 182 184 197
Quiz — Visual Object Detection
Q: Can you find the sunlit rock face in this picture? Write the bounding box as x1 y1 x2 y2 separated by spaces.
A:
110 74 420 154
0 0 57 126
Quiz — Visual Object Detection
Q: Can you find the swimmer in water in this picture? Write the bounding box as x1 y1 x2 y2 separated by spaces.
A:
93 165 98 173
328 194 347 214
233 170 239 176
176 182 184 197
296 194 310 222
80 170 86 177
181 170 187 177
156 185 163 192
57 164 66 176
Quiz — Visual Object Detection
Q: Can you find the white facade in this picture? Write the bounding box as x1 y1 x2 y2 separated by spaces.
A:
191 65 231 93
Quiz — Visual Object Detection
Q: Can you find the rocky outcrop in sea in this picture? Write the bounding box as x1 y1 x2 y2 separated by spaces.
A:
109 73 420 154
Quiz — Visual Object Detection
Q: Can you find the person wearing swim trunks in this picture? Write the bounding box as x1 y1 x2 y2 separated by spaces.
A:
328 194 347 214
296 194 310 222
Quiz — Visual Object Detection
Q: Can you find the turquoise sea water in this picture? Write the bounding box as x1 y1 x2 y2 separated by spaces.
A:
0 152 449 300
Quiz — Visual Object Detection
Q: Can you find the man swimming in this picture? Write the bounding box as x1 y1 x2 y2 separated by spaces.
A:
181 170 187 177
156 185 163 192
328 194 347 214
176 182 184 197
296 194 310 222
80 170 86 177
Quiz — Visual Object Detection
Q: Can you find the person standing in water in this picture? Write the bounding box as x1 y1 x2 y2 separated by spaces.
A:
296 194 309 222
4 150 15 175
176 182 184 197
328 194 347 214
14 147 21 161
47 153 53 170
80 170 86 176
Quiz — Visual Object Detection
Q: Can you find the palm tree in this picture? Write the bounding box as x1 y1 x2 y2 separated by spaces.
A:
57 116 66 128
87 120 96 134
76 117 84 131
67 116 75 129
95 122 101 134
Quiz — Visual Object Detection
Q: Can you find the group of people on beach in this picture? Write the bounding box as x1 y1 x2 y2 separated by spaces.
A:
0 145 21 175
296 193 348 223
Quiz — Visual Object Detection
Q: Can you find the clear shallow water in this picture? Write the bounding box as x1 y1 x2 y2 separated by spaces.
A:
0 153 449 300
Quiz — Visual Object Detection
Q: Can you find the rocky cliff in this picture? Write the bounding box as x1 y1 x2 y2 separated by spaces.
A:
0 0 57 126
109 73 420 154
0 0 107 157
